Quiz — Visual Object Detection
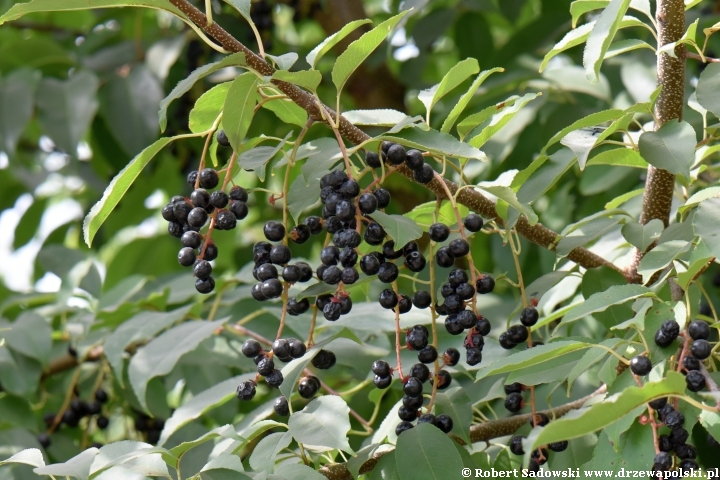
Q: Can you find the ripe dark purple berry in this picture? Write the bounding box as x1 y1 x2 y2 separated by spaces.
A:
199 168 219 189
691 339 712 360
358 193 377 214
312 350 336 369
443 348 460 366
37 433 51 448
298 376 320 398
195 276 215 294
476 275 495 294
187 207 208 228
366 151 381 168
397 294 412 314
378 289 398 309
463 214 483 232
274 396 289 416
260 278 283 298
387 144 407 165
178 247 196 267
265 369 284 388
688 320 710 340
374 375 392 389
413 163 435 183
505 392 524 412
405 149 424 171
395 421 414 436
686 370 706 392
417 345 437 364
448 238 470 257
229 186 248 202
683 355 700 371
412 290 431 309
236 381 257 400
429 223 450 242
377 262 399 283
431 369 452 390
403 377 423 397
435 247 454 268
510 435 524 455
404 251 426 272
264 221 285 241
242 339 262 358
436 414 453 433
476 316 491 336
191 188 210 208
194 260 212 279
630 355 652 376
374 188 391 209
520 307 539 327
323 302 341 321
290 224 311 244
215 210 237 230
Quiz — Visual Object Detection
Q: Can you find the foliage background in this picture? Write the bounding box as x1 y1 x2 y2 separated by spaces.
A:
1 0 720 478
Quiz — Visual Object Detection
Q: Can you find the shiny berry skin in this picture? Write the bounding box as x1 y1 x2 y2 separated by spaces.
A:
290 224 311 244
322 265 342 285
187 207 208 229
359 254 381 276
339 247 358 267
377 262 399 283
428 223 450 242
499 332 516 349
466 347 482 366
305 216 322 235
448 238 470 257
255 263 278 281
236 381 256 400
387 144 407 165
405 326 429 350
178 247 196 267
257 356 275 376
215 210 237 230
435 247 454 268
312 349 336 369
195 276 215 294
229 200 248 220
658 435 673 452
181 231 202 249
691 339 712 360
412 290 432 309
675 443 697 460
298 376 320 398
520 307 539 327
395 421 414 436
339 179 360 197
358 193 378 214
368 187 389 210
688 320 710 340
661 320 680 338
260 278 283 298
95 389 108 404
683 355 700 371
443 348 460 366
417 345 437 364
398 405 418 421
413 163 434 183
654 452 672 469
463 214 483 232
507 325 529 344
630 355 652 376
431 369 452 390
510 435 524 455
504 383 524 395
404 251 426 272
287 338 306 358
242 340 262 358
403 377 423 397
374 375 392 389
199 168 219 189
445 315 463 335
323 302 342 321
670 427 689 444
476 316 491 336
417 413 437 426
455 282 475 300
364 222 386 245
456 310 476 329
341 268 359 284
405 149 424 170
190 188 210 208
649 397 667 410
265 369 284 388
407 363 429 383
272 339 290 358
378 289 398 309
335 199 355 221
505 392 524 412
382 240 402 259
664 410 684 428
264 221 285 241
686 370 706 392
366 151 381 168
173 201 192 223
403 394 424 410
216 129 230 147
654 329 674 347
678 459 699 470
229 186 248 202
162 203 177 222
372 360 391 377
436 414 453 433
476 275 495 294
274 396 289 416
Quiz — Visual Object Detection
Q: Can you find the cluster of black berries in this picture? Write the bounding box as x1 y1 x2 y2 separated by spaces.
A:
510 429 567 472
366 141 436 184
683 320 712 392
651 400 699 472
134 412 165 444
39 388 110 449
498 306 539 350
654 319 680 347
162 153 250 294
503 382 525 413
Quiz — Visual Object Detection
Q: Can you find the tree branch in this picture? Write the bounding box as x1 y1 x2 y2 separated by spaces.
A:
168 0 625 277
318 385 607 480
628 0 685 282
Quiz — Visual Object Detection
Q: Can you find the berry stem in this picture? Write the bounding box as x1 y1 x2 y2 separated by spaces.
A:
633 374 661 454
275 282 291 340
194 114 223 190
426 201 441 411
319 101 355 181
47 366 82 435
306 305 319 347
198 215 216 260
391 280 405 381
220 152 237 191
509 231 528 309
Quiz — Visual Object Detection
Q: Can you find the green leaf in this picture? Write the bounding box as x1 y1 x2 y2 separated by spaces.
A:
299 138 342 183
433 387 472 444
0 68 40 155
477 185 538 226
279 328 362 401
237 133 290 182
288 396 354 454
159 52 246 132
84 135 187 247
542 109 625 154
99 65 163 156
513 149 576 205
476 341 596 380
306 19 371 68
394 423 463 480
507 349 587 386
0 448 45 468
560 284 655 327
467 93 541 148
638 120 697 177
128 319 227 410
380 125 486 161
223 72 260 151
34 448 98 480
605 188 644 210
571 0 609 27
586 148 647 169
0 313 51 366
441 68 503 134
343 109 409 126
248 431 292 472
89 442 171 478
699 410 720 443
532 372 686 448
271 69 322 91
638 240 691 282
158 374 255 447
555 213 624 256
36 70 99 155
418 58 479 117
221 0 251 23
332 11 409 94
0 0 185 25
697 63 720 117
583 0 631 82
567 338 625 392
693 197 720 258
189 82 231 134
104 305 192 385
370 210 423 248
620 219 664 250
287 174 320 223
262 98 308 126
679 186 720 214
403 201 469 229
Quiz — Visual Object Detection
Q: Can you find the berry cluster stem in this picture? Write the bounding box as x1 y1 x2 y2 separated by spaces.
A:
391 280 405 380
